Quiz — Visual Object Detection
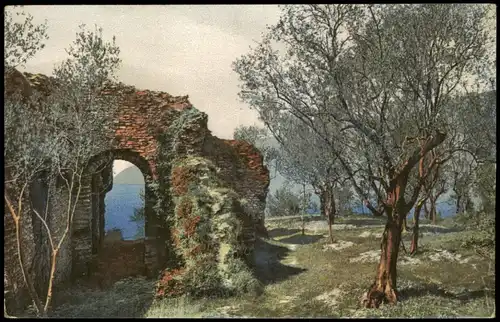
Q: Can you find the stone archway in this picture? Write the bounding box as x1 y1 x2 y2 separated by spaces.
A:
72 149 165 283
4 69 270 308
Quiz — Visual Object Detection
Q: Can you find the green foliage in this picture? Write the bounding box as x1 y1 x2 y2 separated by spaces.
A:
168 106 206 155
458 211 495 261
452 162 495 261
233 125 268 147
130 206 145 223
4 8 51 185
224 257 263 297
39 217 496 318
4 7 49 69
267 185 302 217
151 108 208 246
155 155 259 300
182 256 223 298
54 24 120 91
5 22 121 183
145 296 204 318
334 186 354 217
233 3 493 226
48 24 121 164
4 8 123 317
473 162 496 214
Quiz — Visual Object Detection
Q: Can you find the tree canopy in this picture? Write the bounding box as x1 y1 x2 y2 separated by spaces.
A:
233 4 495 308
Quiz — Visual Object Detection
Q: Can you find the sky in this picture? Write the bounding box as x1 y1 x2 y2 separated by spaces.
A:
10 5 282 174
9 5 496 181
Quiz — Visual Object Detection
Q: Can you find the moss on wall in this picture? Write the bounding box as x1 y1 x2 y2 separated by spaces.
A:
155 156 262 300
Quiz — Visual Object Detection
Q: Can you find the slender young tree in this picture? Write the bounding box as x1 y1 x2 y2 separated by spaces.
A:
273 116 346 243
4 9 121 315
4 7 50 317
409 82 496 252
234 120 348 243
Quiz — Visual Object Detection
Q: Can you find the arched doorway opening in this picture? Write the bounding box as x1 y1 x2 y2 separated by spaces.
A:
104 160 145 241
88 160 146 288
74 149 163 288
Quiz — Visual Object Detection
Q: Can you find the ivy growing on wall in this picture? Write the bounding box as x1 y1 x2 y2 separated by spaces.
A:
147 106 208 271
150 107 262 300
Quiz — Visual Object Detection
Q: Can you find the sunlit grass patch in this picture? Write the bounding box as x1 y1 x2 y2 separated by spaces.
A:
145 296 205 318
47 217 494 318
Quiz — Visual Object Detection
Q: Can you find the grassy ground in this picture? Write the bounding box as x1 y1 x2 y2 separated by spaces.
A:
48 217 495 318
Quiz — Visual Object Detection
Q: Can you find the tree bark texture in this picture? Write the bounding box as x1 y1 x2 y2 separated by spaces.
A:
301 184 306 236
424 201 430 219
402 216 409 232
319 192 326 219
363 182 408 308
327 197 336 244
320 185 336 244
410 202 422 255
363 215 402 308
362 132 445 308
455 192 462 215
429 197 437 224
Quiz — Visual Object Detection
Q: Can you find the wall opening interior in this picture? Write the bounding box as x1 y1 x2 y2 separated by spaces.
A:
90 159 147 288
105 160 145 241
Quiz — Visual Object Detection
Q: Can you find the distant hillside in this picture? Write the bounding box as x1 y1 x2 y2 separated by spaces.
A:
113 166 145 185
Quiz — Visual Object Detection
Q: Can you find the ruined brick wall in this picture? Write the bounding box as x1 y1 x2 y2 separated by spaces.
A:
50 185 73 285
91 162 113 255
157 156 263 298
4 69 269 309
202 136 270 238
4 72 194 305
71 83 192 278
102 84 192 176
223 139 270 237
168 109 270 240
21 73 192 177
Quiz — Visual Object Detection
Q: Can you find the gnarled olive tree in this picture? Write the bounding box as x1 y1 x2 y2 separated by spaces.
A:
233 4 492 308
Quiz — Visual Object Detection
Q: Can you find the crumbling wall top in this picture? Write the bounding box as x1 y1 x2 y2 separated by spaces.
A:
20 71 192 112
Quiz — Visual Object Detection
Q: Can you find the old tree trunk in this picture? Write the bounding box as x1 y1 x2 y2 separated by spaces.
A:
362 132 446 308
318 184 336 244
409 201 423 255
429 196 437 224
363 181 409 308
410 155 432 255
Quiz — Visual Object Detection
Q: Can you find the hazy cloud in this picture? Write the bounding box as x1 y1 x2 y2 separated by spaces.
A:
13 5 281 139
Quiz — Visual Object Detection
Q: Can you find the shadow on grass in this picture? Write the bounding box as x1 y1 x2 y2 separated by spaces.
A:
418 225 462 234
306 216 326 222
253 238 307 286
278 234 324 245
267 228 301 239
338 219 385 227
399 284 494 303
